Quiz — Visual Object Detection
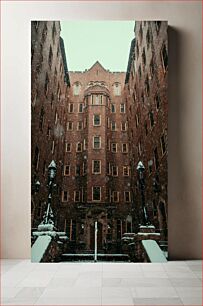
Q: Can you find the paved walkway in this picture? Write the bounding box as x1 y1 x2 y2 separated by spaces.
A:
1 259 202 305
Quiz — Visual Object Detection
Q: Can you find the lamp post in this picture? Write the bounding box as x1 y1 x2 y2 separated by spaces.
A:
43 160 57 225
136 161 149 226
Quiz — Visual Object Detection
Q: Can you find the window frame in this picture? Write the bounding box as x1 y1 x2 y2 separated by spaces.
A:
92 160 101 174
112 191 119 203
93 114 101 126
92 186 101 202
93 136 101 149
111 143 117 153
64 165 70 176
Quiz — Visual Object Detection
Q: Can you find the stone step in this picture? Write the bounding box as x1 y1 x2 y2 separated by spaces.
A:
61 253 130 262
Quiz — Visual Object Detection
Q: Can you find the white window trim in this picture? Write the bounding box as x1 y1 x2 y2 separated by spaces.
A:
76 142 83 152
68 103 74 113
64 165 70 176
77 121 83 130
93 136 101 149
112 165 118 177
92 160 101 174
65 143 72 152
111 143 117 153
62 191 68 202
67 122 73 131
121 122 127 131
92 186 101 202
111 103 116 113
120 103 126 113
111 121 117 131
123 166 130 176
112 191 119 202
78 103 84 113
124 191 131 202
51 140 55 154
93 114 101 126
122 143 128 153
74 191 80 202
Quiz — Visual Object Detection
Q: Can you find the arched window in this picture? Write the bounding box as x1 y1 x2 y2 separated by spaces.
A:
113 83 121 96
73 82 81 96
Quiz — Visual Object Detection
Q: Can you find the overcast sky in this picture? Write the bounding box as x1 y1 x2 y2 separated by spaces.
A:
60 21 135 72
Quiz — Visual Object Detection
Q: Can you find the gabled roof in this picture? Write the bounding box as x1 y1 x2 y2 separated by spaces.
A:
87 61 107 72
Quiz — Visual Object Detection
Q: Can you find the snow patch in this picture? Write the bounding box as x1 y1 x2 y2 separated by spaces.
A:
31 235 52 262
141 239 167 263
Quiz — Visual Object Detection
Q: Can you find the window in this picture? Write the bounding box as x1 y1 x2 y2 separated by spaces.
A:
75 165 81 176
57 85 61 101
111 104 116 113
83 139 86 150
149 111 154 128
33 146 40 170
54 111 58 125
146 29 151 49
150 57 155 78
47 126 51 138
135 114 139 127
124 191 131 202
93 136 101 149
112 191 119 202
107 139 110 150
64 165 70 176
111 121 116 131
77 121 83 130
139 24 143 42
113 83 121 96
148 160 153 174
120 103 125 113
123 166 130 176
93 114 101 126
155 93 161 110
62 191 68 202
107 163 111 175
67 122 73 130
51 140 55 154
121 122 127 131
65 143 71 152
142 48 146 66
83 161 87 175
39 107 45 131
33 21 39 31
155 21 162 33
92 160 101 174
69 103 74 113
48 45 53 68
74 191 80 202
73 82 81 96
112 165 118 176
44 73 49 97
161 43 168 72
76 143 82 152
111 143 117 153
145 122 148 136
138 65 142 79
161 135 166 155
138 141 142 155
52 22 56 43
92 187 101 201
154 147 159 169
145 75 150 96
122 143 128 153
78 103 83 113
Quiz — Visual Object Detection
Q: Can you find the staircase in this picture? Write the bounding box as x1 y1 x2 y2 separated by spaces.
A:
61 251 130 262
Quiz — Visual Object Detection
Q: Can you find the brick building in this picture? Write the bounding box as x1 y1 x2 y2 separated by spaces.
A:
31 21 168 254
124 21 168 240
31 21 70 229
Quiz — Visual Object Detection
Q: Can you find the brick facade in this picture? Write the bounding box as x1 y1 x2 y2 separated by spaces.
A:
31 21 168 255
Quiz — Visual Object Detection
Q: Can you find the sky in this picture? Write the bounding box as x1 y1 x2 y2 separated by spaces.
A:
60 21 135 72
